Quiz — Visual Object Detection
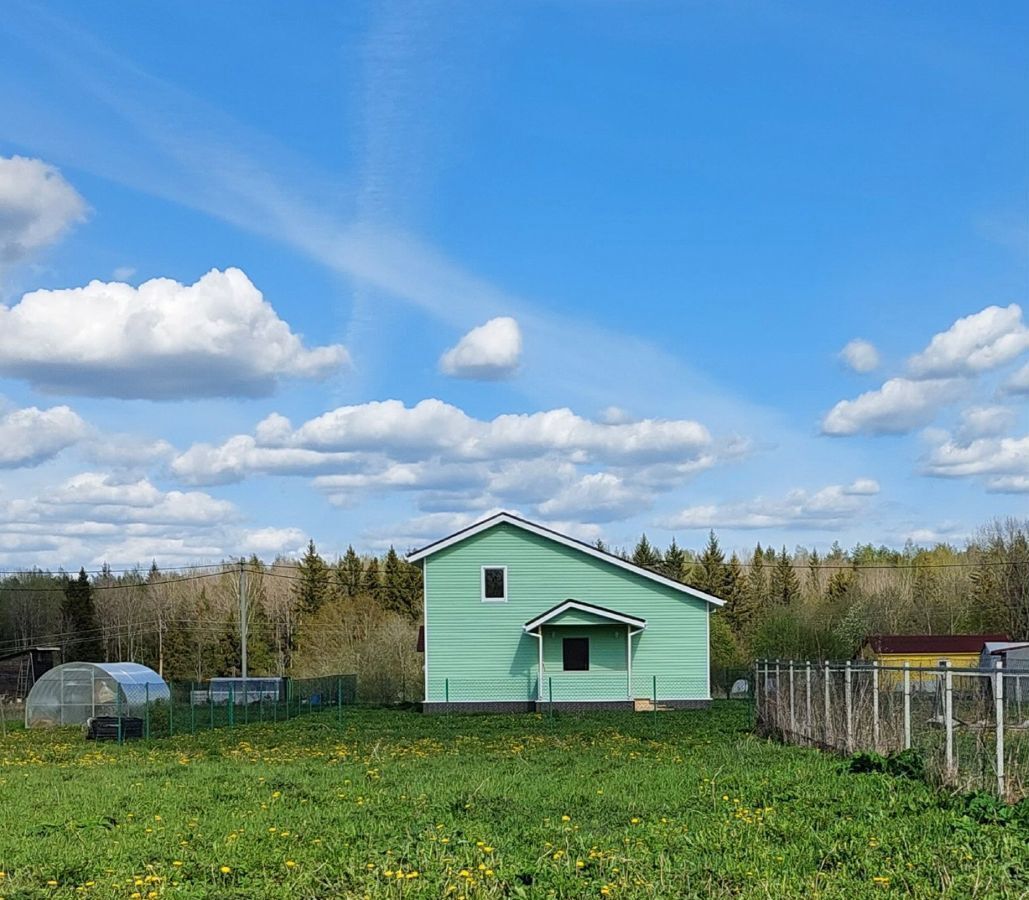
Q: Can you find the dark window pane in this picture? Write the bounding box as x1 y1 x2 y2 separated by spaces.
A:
563 637 589 671
484 568 505 599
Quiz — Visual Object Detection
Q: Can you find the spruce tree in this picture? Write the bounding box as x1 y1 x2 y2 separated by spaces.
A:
293 540 331 614
62 568 103 661
362 556 383 602
769 546 800 606
336 546 364 599
696 530 728 596
746 544 767 607
661 538 689 582
631 534 661 570
382 547 406 615
722 553 754 639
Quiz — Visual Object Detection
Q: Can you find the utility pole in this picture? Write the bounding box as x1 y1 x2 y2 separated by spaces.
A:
239 559 248 680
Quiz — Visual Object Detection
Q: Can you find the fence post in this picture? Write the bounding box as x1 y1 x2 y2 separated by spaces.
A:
229 684 235 728
903 663 911 750
871 661 879 753
337 676 343 727
144 682 150 740
773 660 781 732
845 660 853 754
444 677 449 710
805 661 812 744
653 674 658 728
190 682 196 736
824 661 831 747
763 659 770 714
168 683 173 738
944 661 954 781
117 687 123 746
995 660 1005 799
788 661 795 737
243 681 249 726
754 660 760 725
209 682 215 730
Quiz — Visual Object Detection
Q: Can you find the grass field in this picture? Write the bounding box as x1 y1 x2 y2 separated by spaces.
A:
1 703 1027 899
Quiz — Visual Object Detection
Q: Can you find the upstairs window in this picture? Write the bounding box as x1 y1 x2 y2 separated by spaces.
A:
481 566 507 602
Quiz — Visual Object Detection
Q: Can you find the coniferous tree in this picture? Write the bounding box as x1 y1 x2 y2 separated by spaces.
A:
721 553 755 640
336 546 364 599
294 540 331 614
806 549 822 598
382 547 407 615
362 556 383 602
661 538 689 582
631 534 661 570
62 568 103 661
768 547 801 606
696 530 728 596
746 544 767 608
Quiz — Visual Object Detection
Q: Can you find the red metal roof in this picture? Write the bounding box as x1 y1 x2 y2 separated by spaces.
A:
864 634 1008 655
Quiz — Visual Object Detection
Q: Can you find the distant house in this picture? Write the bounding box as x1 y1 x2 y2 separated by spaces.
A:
859 634 1009 672
981 641 1029 672
407 511 724 713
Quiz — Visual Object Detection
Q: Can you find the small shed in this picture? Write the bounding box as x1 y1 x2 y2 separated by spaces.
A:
25 662 170 728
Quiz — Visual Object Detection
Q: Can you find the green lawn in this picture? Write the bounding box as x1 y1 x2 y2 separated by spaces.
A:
0 703 1026 899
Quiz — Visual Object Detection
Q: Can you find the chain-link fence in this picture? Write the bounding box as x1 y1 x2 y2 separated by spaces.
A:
89 674 357 742
756 659 1029 801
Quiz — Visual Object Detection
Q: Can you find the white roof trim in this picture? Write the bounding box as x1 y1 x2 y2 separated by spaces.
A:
407 511 725 607
524 600 646 632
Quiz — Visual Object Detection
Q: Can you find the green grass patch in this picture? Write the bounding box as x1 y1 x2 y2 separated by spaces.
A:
0 702 1026 898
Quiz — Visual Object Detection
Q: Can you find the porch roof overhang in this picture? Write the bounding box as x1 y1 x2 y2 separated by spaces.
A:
523 599 646 633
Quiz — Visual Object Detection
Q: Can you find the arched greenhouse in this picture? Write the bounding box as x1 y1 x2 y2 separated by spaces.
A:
25 662 170 727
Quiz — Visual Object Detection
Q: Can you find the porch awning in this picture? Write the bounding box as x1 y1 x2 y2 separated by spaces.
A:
523 599 646 633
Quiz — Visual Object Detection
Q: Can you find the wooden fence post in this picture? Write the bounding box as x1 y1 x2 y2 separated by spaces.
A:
845 661 853 754
903 663 911 750
995 660 1005 799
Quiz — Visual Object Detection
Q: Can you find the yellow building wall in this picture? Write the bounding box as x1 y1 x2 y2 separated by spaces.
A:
861 650 982 686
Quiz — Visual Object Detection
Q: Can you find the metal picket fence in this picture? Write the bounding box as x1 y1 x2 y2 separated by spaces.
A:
755 659 1029 800
106 674 357 743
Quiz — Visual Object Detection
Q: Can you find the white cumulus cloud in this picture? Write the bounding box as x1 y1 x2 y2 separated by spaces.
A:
241 527 306 556
663 479 880 530
822 378 964 436
908 304 1029 378
0 268 349 399
439 316 522 380
839 338 880 373
0 404 87 467
0 156 88 271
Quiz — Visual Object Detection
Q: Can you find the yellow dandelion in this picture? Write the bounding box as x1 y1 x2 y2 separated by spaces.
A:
219 866 232 875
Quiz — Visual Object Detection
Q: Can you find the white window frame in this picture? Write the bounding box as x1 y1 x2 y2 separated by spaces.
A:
481 565 508 603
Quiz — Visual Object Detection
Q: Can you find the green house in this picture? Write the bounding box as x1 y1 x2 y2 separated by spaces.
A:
408 512 724 713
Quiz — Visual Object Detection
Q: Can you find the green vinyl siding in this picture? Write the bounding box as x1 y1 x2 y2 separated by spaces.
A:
423 522 709 703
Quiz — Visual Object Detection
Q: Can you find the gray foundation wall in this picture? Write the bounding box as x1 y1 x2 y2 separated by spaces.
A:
422 698 710 714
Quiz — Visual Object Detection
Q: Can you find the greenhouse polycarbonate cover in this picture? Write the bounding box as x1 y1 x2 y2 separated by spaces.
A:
25 661 170 728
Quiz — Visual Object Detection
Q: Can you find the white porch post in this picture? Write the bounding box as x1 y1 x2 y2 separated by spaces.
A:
536 629 544 702
626 629 632 700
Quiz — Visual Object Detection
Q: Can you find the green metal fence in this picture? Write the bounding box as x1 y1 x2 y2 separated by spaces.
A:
109 674 357 743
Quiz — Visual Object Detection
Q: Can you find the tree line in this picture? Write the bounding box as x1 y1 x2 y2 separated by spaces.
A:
3 516 1028 697
0 543 423 702
613 518 1029 668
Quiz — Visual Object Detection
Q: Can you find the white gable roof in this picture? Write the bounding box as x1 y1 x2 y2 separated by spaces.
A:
523 599 647 632
406 511 725 607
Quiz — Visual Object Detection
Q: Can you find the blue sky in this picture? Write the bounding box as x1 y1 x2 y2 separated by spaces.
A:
0 1 1026 566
